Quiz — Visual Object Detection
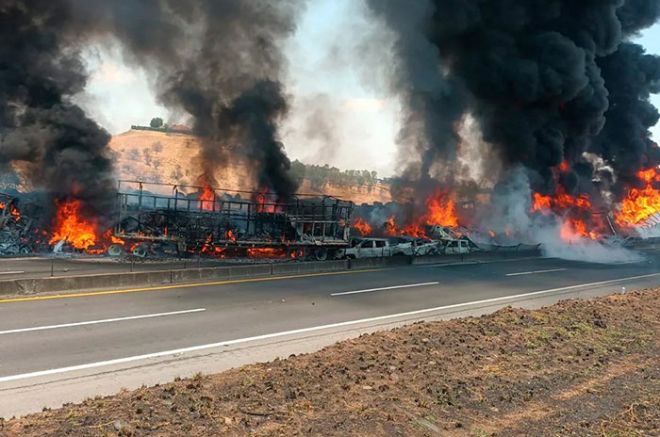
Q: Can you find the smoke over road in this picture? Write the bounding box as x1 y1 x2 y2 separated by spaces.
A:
368 0 660 206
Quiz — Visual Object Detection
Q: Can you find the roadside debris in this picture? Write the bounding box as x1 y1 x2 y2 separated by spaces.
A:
0 192 44 256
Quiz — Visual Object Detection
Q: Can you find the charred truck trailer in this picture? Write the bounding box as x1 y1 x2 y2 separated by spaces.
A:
111 181 354 260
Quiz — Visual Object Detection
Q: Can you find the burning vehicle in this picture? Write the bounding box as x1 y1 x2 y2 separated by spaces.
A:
2 168 657 263
0 192 47 256
107 181 354 261
2 1 659 265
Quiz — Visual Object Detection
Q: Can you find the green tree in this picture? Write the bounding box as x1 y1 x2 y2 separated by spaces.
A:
150 117 164 128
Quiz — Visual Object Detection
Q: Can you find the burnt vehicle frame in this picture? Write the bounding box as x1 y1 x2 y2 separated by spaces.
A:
112 181 354 260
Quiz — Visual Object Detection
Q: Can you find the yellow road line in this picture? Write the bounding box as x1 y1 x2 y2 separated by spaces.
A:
0 268 384 304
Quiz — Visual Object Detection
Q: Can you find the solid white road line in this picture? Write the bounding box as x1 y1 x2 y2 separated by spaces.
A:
0 308 206 336
330 282 439 297
506 268 567 277
0 271 25 275
1 271 658 384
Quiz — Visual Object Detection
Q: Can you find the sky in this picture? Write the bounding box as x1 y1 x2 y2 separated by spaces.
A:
80 0 660 178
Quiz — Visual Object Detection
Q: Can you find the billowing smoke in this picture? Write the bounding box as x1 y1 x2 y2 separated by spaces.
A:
0 1 115 218
368 0 467 182
368 0 660 203
86 0 301 198
1 0 301 222
592 42 660 198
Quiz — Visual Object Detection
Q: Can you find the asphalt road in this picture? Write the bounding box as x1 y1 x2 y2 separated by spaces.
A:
1 254 659 382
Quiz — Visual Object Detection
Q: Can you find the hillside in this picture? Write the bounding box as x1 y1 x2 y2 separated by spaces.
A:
109 130 392 204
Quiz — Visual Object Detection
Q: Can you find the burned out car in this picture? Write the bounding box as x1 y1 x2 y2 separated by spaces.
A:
0 192 42 256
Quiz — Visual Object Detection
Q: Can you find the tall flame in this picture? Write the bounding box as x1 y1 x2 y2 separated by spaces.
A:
49 199 99 250
352 217 373 236
199 183 215 211
530 185 604 242
424 191 458 227
382 190 459 238
615 168 660 227
560 218 598 241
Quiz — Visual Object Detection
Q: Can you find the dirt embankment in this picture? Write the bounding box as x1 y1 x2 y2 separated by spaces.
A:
2 289 659 436
110 130 392 204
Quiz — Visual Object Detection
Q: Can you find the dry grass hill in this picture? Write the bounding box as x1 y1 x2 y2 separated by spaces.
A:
109 129 392 204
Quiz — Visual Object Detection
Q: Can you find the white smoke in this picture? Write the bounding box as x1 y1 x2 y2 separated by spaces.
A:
535 225 645 264
478 166 646 264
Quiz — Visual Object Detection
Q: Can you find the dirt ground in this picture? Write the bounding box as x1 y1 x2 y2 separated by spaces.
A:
2 289 659 436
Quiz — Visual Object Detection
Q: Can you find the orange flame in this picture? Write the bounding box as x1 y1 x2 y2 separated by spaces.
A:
200 233 214 254
531 192 552 213
0 201 21 220
102 229 125 245
424 191 459 227
384 216 398 236
49 199 99 250
531 185 605 241
247 247 293 258
560 218 598 242
352 218 373 236
226 229 237 242
615 168 660 227
531 187 591 213
255 188 281 214
199 184 215 211
383 190 459 238
400 222 428 238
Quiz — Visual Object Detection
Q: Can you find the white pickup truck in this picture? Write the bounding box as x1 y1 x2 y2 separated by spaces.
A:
337 238 408 259
337 237 476 259
442 238 472 255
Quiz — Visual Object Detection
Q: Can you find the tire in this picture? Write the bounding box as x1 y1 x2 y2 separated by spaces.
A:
313 248 328 261
107 244 124 257
132 244 149 258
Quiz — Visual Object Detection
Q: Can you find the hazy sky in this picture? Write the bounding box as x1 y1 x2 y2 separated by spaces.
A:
80 0 660 177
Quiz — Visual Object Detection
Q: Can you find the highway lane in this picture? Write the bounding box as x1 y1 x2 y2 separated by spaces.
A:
1 254 658 380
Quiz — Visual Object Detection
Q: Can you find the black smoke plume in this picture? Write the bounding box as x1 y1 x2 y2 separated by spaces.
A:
0 0 115 219
592 42 660 197
369 0 660 203
83 0 301 198
1 0 301 226
368 1 467 189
